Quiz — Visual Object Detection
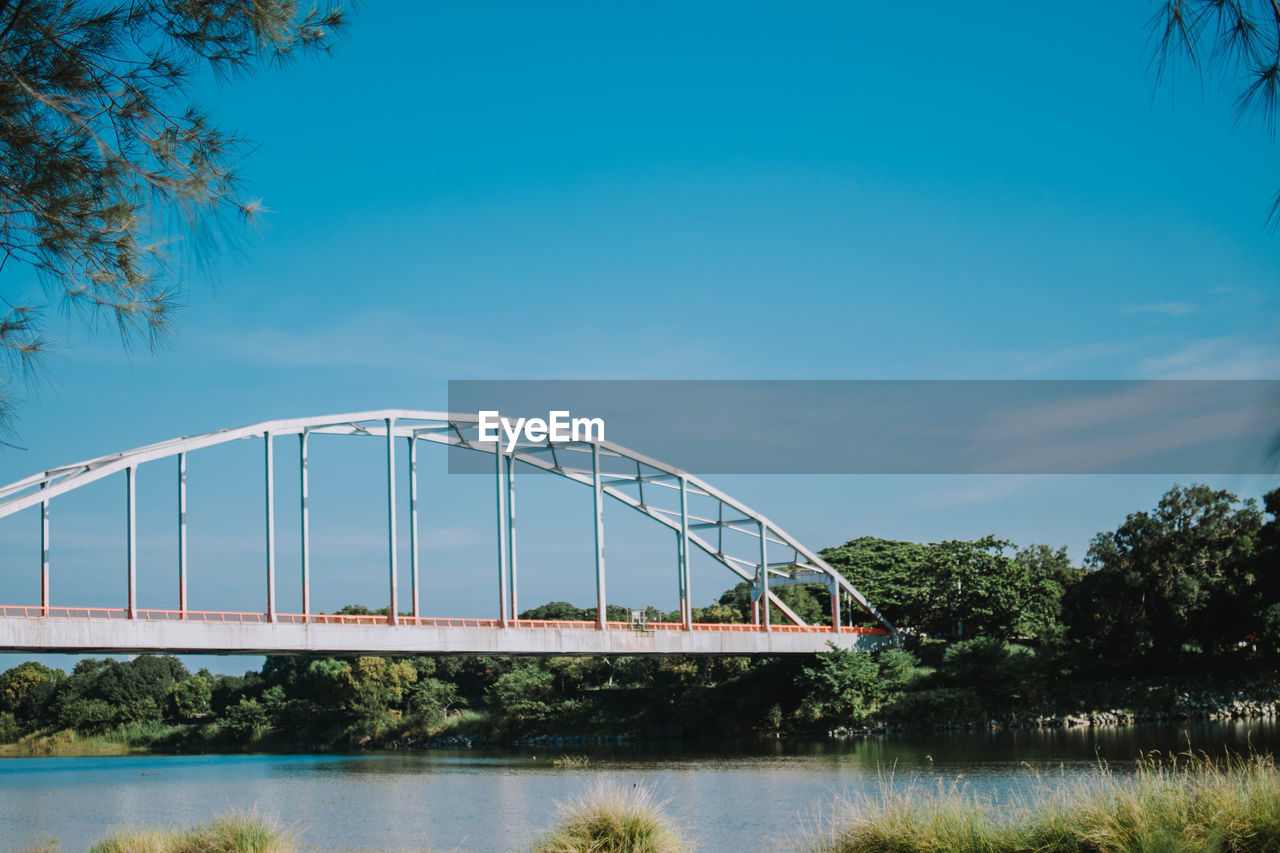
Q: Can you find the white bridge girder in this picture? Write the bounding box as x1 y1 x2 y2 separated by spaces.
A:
0 615 890 656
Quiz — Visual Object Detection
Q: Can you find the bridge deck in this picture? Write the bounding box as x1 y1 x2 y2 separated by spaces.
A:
0 607 890 656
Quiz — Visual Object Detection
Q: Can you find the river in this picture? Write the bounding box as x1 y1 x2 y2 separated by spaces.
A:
3 719 1276 851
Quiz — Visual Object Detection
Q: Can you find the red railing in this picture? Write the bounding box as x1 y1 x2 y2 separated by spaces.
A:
0 605 889 635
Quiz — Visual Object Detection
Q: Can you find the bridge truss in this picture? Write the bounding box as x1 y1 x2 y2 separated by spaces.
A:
0 410 894 655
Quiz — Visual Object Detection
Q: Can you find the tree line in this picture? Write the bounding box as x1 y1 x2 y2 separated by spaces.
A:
1 483 1276 746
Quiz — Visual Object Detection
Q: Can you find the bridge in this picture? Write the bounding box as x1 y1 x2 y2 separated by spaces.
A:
0 410 894 656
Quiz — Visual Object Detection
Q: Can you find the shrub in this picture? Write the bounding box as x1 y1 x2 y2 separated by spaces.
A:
533 780 687 853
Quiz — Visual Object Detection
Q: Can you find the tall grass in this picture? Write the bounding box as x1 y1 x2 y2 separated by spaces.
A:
88 812 292 853
532 780 688 853
815 751 1280 853
0 722 193 757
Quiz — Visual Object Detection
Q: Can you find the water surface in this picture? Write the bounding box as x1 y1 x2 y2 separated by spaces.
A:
2 720 1275 852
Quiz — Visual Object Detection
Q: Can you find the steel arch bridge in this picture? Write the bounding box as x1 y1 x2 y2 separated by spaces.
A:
0 410 893 656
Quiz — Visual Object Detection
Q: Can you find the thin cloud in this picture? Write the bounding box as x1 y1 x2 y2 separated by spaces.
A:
1138 337 1280 379
1124 302 1198 316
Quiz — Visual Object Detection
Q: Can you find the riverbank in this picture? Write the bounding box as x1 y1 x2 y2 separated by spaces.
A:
7 681 1280 758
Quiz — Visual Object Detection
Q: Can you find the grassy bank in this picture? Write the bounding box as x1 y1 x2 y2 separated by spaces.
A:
87 813 293 853
815 752 1280 853
0 722 192 757
18 813 293 853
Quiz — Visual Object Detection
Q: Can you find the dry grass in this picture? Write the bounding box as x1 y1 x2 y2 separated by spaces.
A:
815 751 1280 853
532 780 688 853
88 811 293 853
552 754 592 768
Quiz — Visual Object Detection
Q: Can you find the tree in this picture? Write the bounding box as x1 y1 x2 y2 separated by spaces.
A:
0 0 345 426
800 645 881 724
485 663 557 734
1012 544 1081 642
518 601 589 620
166 675 212 719
1257 488 1280 652
821 537 930 629
341 656 417 719
1150 0 1280 225
1068 484 1264 662
0 660 61 726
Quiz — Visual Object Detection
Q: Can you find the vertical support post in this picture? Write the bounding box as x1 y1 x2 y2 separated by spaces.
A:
386 417 399 626
264 432 275 623
178 453 187 618
494 444 509 627
408 436 419 620
507 451 518 620
126 465 136 619
759 521 770 632
674 531 685 623
299 432 310 621
592 442 607 630
39 483 49 617
679 476 691 631
831 580 841 633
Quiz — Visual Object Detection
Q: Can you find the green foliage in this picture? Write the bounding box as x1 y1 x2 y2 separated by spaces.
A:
486 663 557 734
223 698 272 742
821 537 930 629
690 602 739 623
1069 485 1266 663
342 656 417 718
938 639 1040 721
167 676 213 719
0 710 21 742
823 536 1062 641
802 646 882 724
0 661 61 728
802 646 925 726
405 677 458 725
0 0 346 428
520 601 591 620
48 656 188 731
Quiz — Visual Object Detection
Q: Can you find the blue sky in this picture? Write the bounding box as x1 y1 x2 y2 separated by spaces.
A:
1 1 1278 672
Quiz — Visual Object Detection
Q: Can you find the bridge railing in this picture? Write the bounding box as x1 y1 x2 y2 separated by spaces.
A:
0 605 890 635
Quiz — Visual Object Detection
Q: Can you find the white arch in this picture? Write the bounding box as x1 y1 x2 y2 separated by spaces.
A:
0 409 893 631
